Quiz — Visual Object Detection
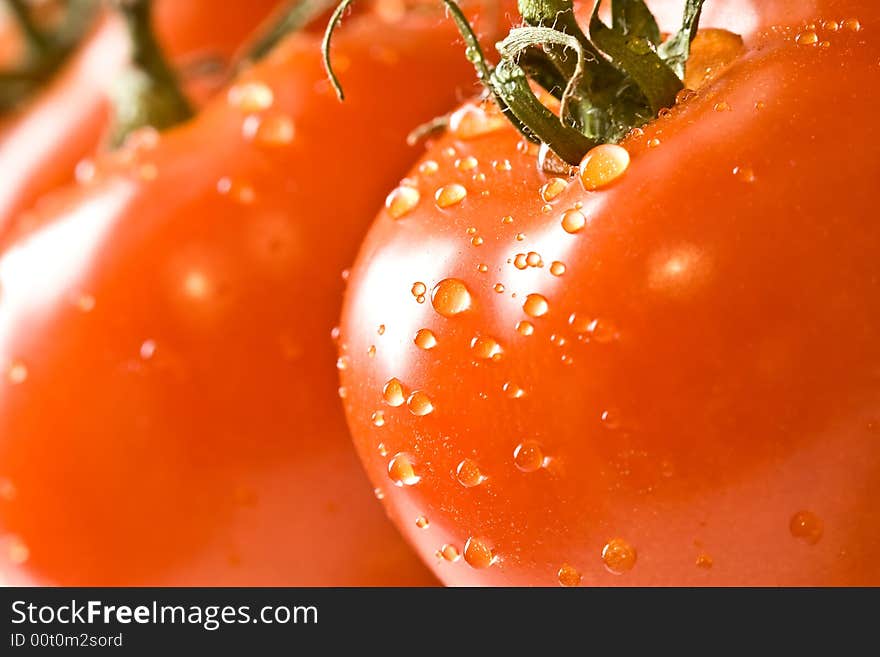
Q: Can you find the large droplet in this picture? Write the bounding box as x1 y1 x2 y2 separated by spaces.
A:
579 144 630 190
557 564 582 587
431 279 472 317
470 335 503 361
523 294 549 318
385 185 420 219
561 209 587 234
514 441 546 472
407 391 434 416
388 453 421 486
602 538 636 574
435 183 467 208
383 378 406 407
414 328 438 350
456 459 486 487
463 537 495 569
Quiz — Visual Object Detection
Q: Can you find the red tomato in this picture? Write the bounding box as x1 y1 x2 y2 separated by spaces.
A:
337 0 880 585
0 0 282 238
0 4 507 586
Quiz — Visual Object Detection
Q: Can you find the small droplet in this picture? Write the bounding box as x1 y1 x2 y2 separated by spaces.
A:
696 554 714 569
439 544 460 562
216 177 255 204
647 137 661 148
557 564 582 587
675 88 697 105
243 113 295 146
7 536 29 565
602 538 637 574
733 166 756 183
514 441 546 472
523 293 549 318
470 335 503 361
579 144 630 190
371 411 386 427
501 215 513 225
388 453 420 486
549 261 566 276
377 324 386 335
514 232 525 242
383 378 407 407
407 391 434 416
385 185 421 219
503 382 524 399
561 208 587 234
796 30 819 45
374 487 385 500
431 279 472 317
843 18 862 32
414 328 437 350
7 361 27 384
790 510 823 544
227 81 274 112
338 386 348 399
377 442 388 456
411 281 427 298
140 339 157 360
416 516 430 529
516 320 535 336
435 183 467 208
455 156 478 171
463 537 495 569
514 253 528 270
541 177 569 201
419 160 439 175
600 409 621 429
456 458 486 487
713 101 731 112
336 356 349 370
471 236 484 247
477 263 489 273
492 159 512 171
449 103 507 139
367 345 376 358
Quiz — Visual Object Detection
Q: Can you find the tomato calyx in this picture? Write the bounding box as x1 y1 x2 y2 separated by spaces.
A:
449 0 708 164
0 0 97 113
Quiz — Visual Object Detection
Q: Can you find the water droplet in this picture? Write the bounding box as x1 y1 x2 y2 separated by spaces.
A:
416 515 430 529
377 324 386 335
477 263 489 273
470 335 503 361
523 293 549 318
407 391 434 416
822 20 840 31
411 282 427 298
243 113 295 146
419 160 439 175
449 103 507 139
516 320 535 336
338 386 348 399
526 252 542 267
549 261 566 276
713 101 731 112
600 409 621 429
647 137 661 148
501 215 513 224
796 30 819 45
386 185 420 219
456 458 486 487
514 254 528 270
431 279 472 317
227 81 274 112
7 536 29 565
414 328 437 350
675 88 697 105
733 166 756 183
541 177 569 201
435 183 467 208
367 345 376 358
695 554 714 569
494 283 505 293
579 144 630 190
492 159 512 171
503 382 524 399
561 208 587 234
377 442 388 456
374 487 385 500
383 378 407 407
439 544 460 562
514 441 546 472
514 232 525 242
463 537 495 569
471 236 484 247
140 339 157 360
336 356 349 371
602 538 637 574
216 177 255 204
75 294 96 312
388 452 421 486
7 361 27 384
790 510 823 544
843 18 861 32
455 156 478 171
371 411 386 427
557 564 582 587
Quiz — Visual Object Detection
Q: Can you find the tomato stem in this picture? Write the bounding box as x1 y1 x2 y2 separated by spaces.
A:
108 0 193 147
237 0 339 70
445 0 707 164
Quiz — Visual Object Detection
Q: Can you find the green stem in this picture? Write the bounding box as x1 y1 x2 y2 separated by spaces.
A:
109 0 193 146
6 0 51 55
239 0 339 68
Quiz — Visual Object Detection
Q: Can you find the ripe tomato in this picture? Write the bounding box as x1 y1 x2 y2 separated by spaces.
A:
0 0 282 237
337 0 880 585
0 5 504 585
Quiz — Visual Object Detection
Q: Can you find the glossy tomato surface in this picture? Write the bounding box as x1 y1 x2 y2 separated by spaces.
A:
0 0 282 237
338 0 880 585
0 5 503 585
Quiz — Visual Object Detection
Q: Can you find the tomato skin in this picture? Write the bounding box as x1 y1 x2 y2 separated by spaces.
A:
0 8 502 585
338 3 880 585
0 0 282 239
